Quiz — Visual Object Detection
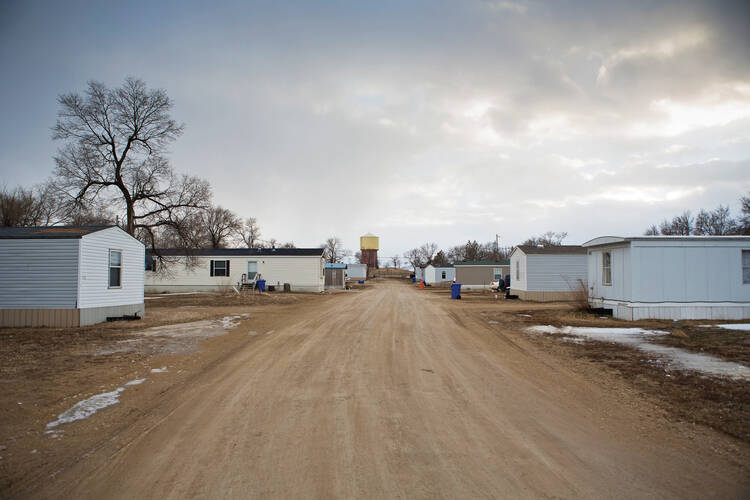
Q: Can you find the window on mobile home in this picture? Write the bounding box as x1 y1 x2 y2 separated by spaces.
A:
602 251 612 286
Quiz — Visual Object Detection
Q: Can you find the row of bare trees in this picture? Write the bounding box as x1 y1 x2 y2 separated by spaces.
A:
402 232 568 271
644 195 750 236
0 77 298 250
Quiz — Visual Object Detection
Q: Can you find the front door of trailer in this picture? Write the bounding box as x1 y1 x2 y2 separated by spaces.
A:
247 261 258 282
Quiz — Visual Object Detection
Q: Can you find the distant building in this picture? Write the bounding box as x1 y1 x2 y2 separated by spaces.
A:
0 226 145 327
423 264 455 284
454 260 510 290
583 236 750 320
510 245 587 301
360 233 379 271
346 263 367 280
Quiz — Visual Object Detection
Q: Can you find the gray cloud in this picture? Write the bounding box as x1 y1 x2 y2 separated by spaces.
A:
0 0 748 258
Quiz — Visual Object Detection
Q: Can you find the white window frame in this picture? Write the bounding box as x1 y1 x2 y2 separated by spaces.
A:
742 250 750 285
602 251 612 286
109 249 122 289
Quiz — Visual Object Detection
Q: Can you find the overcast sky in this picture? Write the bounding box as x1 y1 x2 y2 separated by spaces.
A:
1 0 749 259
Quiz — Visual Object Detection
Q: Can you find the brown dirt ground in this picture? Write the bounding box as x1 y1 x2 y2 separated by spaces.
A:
0 290 341 495
424 286 750 443
1 280 748 498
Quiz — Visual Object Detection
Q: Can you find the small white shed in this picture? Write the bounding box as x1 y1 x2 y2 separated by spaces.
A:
0 226 145 327
510 245 587 301
582 236 750 320
423 264 455 284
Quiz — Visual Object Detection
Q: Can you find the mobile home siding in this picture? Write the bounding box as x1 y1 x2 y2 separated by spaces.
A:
78 227 145 308
526 254 587 292
0 239 80 308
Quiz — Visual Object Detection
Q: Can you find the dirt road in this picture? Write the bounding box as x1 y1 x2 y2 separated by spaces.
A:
39 281 749 498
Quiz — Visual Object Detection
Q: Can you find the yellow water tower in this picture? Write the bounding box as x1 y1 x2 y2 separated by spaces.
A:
360 232 379 269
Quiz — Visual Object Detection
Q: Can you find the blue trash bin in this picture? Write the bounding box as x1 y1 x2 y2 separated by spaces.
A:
256 279 266 292
411 276 416 283
450 283 461 299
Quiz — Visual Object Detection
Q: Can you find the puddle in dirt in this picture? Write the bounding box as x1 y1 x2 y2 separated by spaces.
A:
526 325 750 381
94 315 248 356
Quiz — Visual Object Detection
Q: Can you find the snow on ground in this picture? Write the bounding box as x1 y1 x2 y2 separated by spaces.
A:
526 325 750 381
150 367 168 373
46 378 147 431
700 324 750 332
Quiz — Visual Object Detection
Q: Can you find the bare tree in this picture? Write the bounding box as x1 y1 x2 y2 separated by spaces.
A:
280 241 296 248
644 224 659 235
0 185 48 226
404 248 422 271
668 211 694 235
239 217 262 248
522 231 567 247
446 244 465 263
740 192 750 234
432 250 449 266
200 206 241 248
52 78 210 246
321 237 348 263
694 206 737 235
419 242 438 264
391 254 401 268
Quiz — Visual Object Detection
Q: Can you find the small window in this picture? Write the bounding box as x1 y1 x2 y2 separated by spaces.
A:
210 259 230 277
515 263 519 281
602 251 612 286
441 270 446 279
109 250 122 288
743 250 750 284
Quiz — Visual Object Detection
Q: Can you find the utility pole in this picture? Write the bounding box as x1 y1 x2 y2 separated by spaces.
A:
495 233 500 251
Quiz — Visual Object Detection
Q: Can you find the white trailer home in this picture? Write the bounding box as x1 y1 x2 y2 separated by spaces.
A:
146 248 325 293
583 236 750 320
510 245 587 301
0 226 145 327
346 263 367 280
423 264 455 284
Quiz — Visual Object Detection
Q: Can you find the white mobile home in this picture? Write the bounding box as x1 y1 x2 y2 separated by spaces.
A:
146 248 325 293
423 264 455 284
0 226 145 327
510 245 587 301
346 263 367 280
583 236 750 320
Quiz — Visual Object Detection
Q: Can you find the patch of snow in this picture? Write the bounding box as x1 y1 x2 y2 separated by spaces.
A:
222 315 241 329
526 325 750 380
46 378 147 430
150 367 168 373
518 314 532 318
700 323 750 332
265 330 275 335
